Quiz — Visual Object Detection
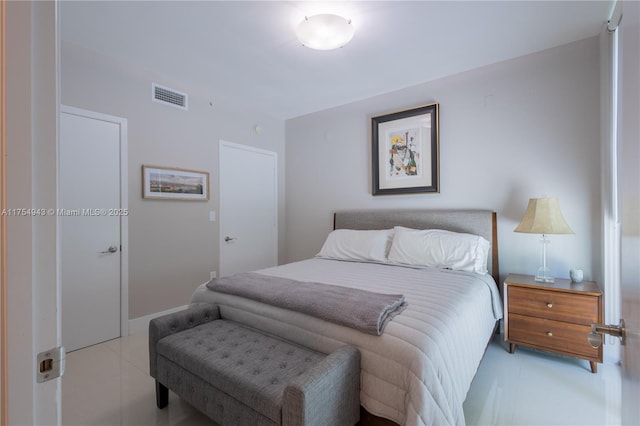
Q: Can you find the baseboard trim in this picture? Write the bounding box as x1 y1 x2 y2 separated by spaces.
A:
603 341 621 364
128 304 189 335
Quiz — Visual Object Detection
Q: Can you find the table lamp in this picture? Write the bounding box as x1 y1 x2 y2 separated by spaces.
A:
514 198 574 283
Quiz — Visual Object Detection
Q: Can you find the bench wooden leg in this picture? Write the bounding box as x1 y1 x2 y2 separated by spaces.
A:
156 381 168 409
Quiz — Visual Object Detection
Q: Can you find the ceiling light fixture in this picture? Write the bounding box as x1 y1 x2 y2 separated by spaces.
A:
296 14 355 51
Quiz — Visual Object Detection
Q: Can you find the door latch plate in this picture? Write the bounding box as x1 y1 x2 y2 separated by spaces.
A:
37 346 65 383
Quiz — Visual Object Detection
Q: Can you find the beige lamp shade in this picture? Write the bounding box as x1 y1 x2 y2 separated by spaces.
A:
514 198 574 235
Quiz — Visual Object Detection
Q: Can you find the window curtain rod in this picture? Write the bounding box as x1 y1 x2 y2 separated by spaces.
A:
608 0 623 32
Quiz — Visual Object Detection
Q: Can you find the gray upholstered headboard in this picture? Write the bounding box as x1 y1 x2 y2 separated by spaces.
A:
333 209 499 283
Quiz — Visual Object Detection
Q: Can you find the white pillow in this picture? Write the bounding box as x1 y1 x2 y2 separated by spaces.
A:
387 226 490 274
317 229 393 262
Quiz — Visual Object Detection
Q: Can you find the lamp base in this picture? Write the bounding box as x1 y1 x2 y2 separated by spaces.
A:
535 266 555 283
534 234 555 283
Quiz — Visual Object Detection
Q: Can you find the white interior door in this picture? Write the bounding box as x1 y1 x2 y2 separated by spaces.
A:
619 3 639 423
60 107 128 352
219 141 277 277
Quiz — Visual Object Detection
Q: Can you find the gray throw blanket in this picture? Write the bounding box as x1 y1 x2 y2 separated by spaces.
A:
206 272 407 335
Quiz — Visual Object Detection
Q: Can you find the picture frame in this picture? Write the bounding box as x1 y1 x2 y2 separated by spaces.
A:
142 165 209 201
371 103 439 195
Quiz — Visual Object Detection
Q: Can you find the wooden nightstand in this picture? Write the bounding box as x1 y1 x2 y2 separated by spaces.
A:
504 273 603 373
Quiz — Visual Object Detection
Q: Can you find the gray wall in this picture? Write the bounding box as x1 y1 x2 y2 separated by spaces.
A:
285 37 602 285
61 42 286 319
62 35 602 320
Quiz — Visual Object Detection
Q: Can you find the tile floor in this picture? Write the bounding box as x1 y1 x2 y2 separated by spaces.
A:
62 332 621 425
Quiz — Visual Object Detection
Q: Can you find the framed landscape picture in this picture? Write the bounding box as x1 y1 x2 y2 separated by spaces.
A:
142 165 209 201
371 103 439 195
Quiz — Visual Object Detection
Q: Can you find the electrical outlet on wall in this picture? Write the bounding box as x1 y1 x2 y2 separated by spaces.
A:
210 271 217 280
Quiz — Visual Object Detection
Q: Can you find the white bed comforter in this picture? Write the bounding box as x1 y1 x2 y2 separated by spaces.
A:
191 258 502 426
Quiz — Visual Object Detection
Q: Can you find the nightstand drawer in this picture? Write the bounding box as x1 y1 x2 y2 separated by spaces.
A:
508 286 598 325
508 313 598 359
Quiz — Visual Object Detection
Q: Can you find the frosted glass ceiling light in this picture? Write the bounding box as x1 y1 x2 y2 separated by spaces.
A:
296 14 355 50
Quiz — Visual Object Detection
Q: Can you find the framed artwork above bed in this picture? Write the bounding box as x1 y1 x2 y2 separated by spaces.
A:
371 102 439 195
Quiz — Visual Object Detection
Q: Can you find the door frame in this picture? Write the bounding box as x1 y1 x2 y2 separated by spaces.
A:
60 105 129 338
219 140 278 277
1 1 7 422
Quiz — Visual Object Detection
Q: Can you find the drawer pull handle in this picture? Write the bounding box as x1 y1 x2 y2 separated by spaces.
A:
547 331 553 337
546 302 553 308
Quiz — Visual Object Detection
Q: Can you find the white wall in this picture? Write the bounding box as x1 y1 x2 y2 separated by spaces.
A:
285 37 601 284
61 42 286 319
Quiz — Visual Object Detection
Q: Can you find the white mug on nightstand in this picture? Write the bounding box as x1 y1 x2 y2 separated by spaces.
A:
570 269 584 283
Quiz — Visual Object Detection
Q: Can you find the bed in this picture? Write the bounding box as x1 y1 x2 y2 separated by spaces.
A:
191 209 502 426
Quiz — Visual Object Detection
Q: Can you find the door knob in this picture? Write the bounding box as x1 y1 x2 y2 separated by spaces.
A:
224 236 237 242
588 319 626 348
100 246 118 254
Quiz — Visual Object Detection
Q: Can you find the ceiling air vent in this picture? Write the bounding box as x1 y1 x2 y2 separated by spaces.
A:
152 83 188 110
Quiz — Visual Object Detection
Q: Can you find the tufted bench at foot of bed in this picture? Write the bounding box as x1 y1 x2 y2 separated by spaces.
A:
149 304 361 426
